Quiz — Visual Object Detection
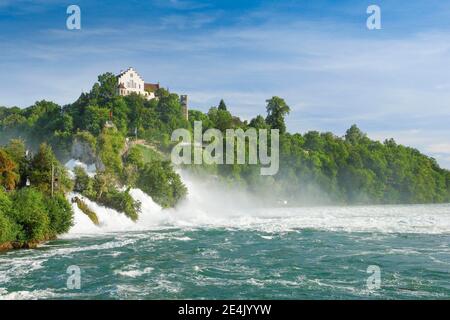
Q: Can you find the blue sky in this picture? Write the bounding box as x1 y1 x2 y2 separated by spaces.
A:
1 0 450 168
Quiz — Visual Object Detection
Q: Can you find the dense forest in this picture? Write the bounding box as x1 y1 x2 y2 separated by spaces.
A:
190 99 450 205
1 72 450 249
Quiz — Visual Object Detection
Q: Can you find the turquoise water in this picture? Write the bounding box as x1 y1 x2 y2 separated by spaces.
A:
1 225 449 299
1 173 450 300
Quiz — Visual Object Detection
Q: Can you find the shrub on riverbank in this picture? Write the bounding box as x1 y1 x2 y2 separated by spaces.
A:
46 193 74 236
0 191 16 243
0 142 74 249
136 160 188 208
74 168 141 221
0 188 74 247
122 144 187 208
73 197 99 226
99 187 140 221
9 188 51 242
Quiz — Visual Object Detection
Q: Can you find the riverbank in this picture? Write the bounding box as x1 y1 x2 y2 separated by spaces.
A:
0 238 53 252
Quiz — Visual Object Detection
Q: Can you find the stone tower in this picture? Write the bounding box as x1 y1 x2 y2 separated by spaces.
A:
180 95 189 120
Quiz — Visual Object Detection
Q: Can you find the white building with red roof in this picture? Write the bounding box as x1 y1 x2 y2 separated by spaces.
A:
116 67 159 100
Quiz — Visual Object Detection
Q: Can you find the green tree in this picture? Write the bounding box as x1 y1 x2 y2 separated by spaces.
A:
4 138 26 163
189 110 213 131
4 139 29 188
73 166 93 195
45 193 74 236
97 126 125 176
137 161 187 208
265 96 290 134
29 143 72 194
101 188 140 221
0 189 16 243
218 99 228 111
9 188 50 242
90 72 118 104
155 88 189 132
249 115 270 130
82 105 110 135
0 149 19 191
208 107 233 132
345 125 367 145
124 93 146 135
110 96 130 134
0 211 16 243
123 145 144 185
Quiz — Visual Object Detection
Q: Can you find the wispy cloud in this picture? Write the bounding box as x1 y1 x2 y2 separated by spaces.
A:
155 0 210 10
159 12 218 29
1 0 450 168
0 0 61 14
427 143 450 155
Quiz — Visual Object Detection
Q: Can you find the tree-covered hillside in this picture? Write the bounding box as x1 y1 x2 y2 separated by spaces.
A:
189 97 450 205
0 73 190 250
1 72 449 208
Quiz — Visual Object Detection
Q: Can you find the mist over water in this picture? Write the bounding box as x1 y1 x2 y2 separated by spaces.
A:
1 166 450 299
67 170 450 235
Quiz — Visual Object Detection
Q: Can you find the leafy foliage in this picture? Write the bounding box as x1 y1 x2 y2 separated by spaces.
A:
0 189 16 243
45 193 74 236
73 167 141 221
97 126 125 176
9 188 50 242
218 99 228 111
0 144 74 248
136 160 188 208
29 143 72 194
73 197 99 226
0 149 19 190
265 96 290 134
0 71 448 233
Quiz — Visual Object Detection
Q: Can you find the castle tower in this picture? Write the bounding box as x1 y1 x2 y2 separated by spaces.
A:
180 95 189 120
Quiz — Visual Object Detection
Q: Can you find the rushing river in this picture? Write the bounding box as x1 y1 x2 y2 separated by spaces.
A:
0 172 449 299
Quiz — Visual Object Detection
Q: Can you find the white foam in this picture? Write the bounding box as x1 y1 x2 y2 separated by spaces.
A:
0 289 57 300
63 166 450 235
65 159 96 178
0 257 45 285
114 267 154 278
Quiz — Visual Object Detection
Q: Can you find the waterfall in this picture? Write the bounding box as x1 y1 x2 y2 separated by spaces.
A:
65 160 450 235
